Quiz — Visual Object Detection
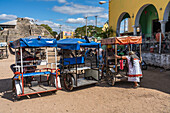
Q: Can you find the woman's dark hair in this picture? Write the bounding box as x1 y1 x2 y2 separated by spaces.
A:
130 54 139 67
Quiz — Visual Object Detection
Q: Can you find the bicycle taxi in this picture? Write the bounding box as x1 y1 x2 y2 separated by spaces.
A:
10 36 61 99
101 36 142 85
57 38 101 91
0 42 8 59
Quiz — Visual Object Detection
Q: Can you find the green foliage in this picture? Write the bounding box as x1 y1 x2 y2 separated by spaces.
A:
75 25 102 37
96 27 115 39
40 24 53 34
52 31 58 38
40 24 57 38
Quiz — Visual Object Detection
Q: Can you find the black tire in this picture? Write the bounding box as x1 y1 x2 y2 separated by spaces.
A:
48 75 56 87
106 70 116 86
13 91 21 102
142 61 147 70
63 73 73 91
51 90 57 95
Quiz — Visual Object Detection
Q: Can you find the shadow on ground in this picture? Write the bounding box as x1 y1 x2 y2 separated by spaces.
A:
0 78 58 102
0 66 169 102
98 67 170 94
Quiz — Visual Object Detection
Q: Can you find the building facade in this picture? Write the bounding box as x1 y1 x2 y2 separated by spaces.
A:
109 0 170 37
109 0 170 69
60 31 74 39
102 21 109 32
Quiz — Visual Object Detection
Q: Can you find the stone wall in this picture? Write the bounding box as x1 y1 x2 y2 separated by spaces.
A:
0 18 53 42
142 52 170 69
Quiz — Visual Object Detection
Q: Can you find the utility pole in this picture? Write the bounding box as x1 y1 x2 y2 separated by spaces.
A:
95 16 98 27
59 25 62 39
84 16 88 36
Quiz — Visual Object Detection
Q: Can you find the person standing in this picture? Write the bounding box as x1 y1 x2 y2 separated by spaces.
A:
115 51 142 88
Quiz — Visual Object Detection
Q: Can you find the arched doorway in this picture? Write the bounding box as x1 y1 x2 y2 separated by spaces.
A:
164 2 170 33
116 12 130 36
135 4 159 38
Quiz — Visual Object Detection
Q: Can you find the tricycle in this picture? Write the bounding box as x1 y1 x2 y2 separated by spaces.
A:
101 36 143 86
10 36 61 99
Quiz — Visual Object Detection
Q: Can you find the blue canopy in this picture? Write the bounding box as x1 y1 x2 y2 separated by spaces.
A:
57 38 101 50
10 36 57 48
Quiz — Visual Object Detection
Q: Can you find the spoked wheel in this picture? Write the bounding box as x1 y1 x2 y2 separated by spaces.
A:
106 70 116 86
142 61 147 70
49 75 56 87
13 89 21 102
63 73 73 91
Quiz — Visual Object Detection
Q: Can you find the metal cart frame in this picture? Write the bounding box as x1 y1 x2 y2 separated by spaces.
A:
57 38 101 91
101 36 142 85
11 37 61 99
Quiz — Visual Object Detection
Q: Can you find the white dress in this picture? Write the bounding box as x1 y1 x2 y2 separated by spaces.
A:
126 56 142 82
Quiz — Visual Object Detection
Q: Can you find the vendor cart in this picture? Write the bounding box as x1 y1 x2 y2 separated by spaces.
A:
57 38 101 91
0 42 8 58
10 36 61 99
101 36 142 85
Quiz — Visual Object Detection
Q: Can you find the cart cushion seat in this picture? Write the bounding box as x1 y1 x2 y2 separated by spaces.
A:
63 57 84 65
14 71 51 79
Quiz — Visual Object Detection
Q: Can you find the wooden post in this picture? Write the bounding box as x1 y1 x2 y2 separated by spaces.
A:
139 44 142 61
75 50 77 86
128 44 131 51
115 44 117 72
106 45 108 73
159 33 162 54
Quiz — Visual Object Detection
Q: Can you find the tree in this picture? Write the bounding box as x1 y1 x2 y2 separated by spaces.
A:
40 24 57 38
52 31 58 38
97 27 115 39
40 24 53 34
75 25 102 38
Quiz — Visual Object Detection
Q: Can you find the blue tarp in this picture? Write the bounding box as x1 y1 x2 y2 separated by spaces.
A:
0 42 7 47
10 36 57 48
57 38 101 50
62 57 84 65
14 71 51 79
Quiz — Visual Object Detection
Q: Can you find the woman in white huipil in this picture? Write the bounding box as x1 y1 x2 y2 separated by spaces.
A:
115 51 142 88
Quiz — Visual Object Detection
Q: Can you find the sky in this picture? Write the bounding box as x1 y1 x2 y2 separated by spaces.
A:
0 0 109 33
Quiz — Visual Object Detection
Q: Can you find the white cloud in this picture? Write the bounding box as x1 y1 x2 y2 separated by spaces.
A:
38 0 57 1
84 13 108 19
56 19 64 21
58 0 66 3
98 13 108 19
24 17 35 21
66 18 85 24
52 3 105 15
0 14 17 21
66 18 105 26
35 20 76 32
37 0 67 3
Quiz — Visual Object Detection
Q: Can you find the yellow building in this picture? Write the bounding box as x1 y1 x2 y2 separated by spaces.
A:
102 21 109 31
60 31 74 39
109 0 170 37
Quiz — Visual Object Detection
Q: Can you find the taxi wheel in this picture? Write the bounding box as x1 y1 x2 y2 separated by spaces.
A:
63 73 73 91
106 70 116 86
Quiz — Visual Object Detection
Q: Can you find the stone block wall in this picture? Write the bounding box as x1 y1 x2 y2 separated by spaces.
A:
142 53 170 69
0 18 53 42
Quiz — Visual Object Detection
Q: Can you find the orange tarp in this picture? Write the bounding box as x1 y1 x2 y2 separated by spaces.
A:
101 36 142 45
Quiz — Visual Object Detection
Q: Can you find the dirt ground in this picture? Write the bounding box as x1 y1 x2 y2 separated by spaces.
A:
0 54 169 113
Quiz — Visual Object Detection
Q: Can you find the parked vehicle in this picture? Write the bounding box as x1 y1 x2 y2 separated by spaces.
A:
101 36 143 85
56 38 101 91
0 42 8 58
10 36 61 100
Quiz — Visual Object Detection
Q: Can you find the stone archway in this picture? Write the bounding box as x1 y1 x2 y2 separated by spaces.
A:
134 4 159 36
135 4 151 27
163 2 170 33
116 12 130 36
163 2 170 22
